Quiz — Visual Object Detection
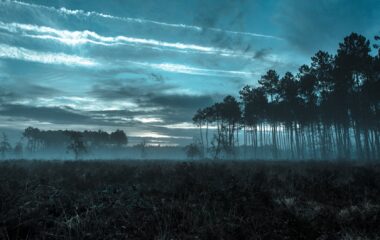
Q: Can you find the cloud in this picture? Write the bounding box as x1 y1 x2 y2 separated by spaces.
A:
0 88 17 103
90 80 214 107
0 43 97 66
89 80 217 123
147 93 215 110
133 117 163 123
0 83 62 103
253 48 272 60
0 81 211 143
8 0 281 40
149 73 165 82
160 122 199 129
191 0 266 52
34 96 139 112
0 86 212 133
90 79 173 101
0 21 255 58
20 84 62 96
129 62 253 77
0 102 148 128
274 0 380 54
0 104 90 124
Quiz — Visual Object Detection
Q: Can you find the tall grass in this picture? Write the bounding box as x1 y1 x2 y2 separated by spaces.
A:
1 160 380 239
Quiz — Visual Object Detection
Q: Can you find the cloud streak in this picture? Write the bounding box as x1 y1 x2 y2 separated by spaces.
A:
0 104 91 124
0 43 97 66
0 21 255 77
89 80 217 124
0 21 251 58
130 61 253 77
8 0 282 40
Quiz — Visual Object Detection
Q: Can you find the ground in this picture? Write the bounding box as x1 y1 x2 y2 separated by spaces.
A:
1 160 380 240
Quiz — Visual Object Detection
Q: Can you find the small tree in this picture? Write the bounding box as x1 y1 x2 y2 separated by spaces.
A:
210 131 234 160
66 132 87 160
184 143 202 160
14 142 23 158
135 139 147 159
0 133 12 159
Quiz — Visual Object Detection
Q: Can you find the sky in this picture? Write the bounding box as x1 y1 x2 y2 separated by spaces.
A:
0 0 379 145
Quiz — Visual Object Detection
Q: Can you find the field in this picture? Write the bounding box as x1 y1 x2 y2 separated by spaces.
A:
1 160 380 240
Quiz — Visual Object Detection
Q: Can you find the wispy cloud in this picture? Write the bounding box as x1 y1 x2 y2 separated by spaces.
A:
0 43 97 66
8 0 282 40
160 122 198 129
133 117 164 123
37 96 138 112
133 131 192 140
130 61 253 77
0 21 250 57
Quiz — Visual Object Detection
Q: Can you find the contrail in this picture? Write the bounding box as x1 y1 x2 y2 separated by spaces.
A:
0 43 97 67
8 0 283 40
0 21 251 58
0 21 256 77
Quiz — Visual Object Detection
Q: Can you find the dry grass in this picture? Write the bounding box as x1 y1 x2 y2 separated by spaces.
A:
1 160 380 239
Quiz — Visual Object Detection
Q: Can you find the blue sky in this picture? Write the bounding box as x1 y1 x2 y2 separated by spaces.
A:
0 0 379 145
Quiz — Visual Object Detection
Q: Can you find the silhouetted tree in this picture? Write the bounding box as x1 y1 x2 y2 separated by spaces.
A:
374 35 380 54
258 70 279 102
0 133 11 159
184 142 202 160
20 127 130 154
23 127 41 152
220 96 241 148
66 132 87 160
203 106 214 153
298 65 319 158
193 32 380 160
239 86 267 156
192 109 206 154
136 139 148 159
14 142 23 158
110 130 128 147
335 33 372 159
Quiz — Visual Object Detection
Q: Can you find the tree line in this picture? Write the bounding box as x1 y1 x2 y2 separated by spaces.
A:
193 33 380 160
0 128 128 159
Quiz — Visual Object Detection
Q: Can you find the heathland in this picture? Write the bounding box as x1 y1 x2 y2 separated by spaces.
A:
1 160 380 239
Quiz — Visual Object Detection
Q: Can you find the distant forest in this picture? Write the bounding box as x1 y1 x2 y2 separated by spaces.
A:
21 127 128 151
192 33 380 160
0 127 189 160
0 128 128 160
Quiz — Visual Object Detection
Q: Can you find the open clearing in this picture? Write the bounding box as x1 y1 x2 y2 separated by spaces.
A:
1 160 380 239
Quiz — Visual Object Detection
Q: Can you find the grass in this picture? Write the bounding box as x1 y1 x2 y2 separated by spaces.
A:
1 159 380 239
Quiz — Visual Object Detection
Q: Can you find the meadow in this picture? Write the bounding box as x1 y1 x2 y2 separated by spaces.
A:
1 160 380 240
